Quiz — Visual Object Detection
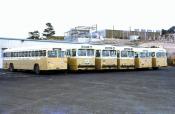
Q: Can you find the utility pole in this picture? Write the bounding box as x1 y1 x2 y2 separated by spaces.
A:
112 25 114 39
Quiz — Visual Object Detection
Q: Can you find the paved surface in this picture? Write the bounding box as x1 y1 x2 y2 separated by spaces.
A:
0 67 175 114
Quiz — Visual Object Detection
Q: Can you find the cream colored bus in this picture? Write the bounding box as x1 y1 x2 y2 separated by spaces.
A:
94 45 117 70
150 47 167 69
116 46 135 69
134 47 152 69
66 44 95 71
3 45 67 74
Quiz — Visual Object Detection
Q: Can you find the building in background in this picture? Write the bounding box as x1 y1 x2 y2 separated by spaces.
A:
64 25 105 43
96 29 161 40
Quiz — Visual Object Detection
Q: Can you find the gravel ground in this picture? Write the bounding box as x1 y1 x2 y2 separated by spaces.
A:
0 67 175 114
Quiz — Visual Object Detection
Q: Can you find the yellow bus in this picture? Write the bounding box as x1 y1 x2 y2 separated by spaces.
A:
3 45 67 74
134 47 152 69
150 47 167 69
94 45 117 70
66 44 95 71
116 46 135 69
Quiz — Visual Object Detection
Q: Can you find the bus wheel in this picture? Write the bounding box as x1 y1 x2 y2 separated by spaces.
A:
34 64 40 75
9 63 14 72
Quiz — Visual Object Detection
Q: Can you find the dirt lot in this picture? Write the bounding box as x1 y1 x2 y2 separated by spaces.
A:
0 67 175 114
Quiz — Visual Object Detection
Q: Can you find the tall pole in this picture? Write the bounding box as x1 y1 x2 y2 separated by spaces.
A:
112 25 114 39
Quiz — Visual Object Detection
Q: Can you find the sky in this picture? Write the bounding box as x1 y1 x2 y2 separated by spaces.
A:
0 0 175 38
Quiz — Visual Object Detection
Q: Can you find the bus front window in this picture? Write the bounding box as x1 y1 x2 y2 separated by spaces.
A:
78 49 86 56
102 50 110 57
128 51 134 58
87 49 94 56
48 50 57 57
121 51 127 57
110 50 116 57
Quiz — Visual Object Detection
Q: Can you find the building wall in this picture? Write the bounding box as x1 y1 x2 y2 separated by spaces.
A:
104 29 161 40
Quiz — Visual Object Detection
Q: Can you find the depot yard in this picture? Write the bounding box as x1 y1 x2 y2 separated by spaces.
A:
0 67 175 114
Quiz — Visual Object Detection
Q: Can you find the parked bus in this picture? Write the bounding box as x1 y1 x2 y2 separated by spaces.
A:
150 47 167 69
116 46 135 69
3 45 67 74
66 44 95 71
94 45 117 70
134 47 152 69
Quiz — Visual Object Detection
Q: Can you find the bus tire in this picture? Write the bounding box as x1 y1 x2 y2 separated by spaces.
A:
9 63 14 72
34 64 40 75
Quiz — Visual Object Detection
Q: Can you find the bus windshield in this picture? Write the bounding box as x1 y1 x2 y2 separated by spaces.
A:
121 51 127 57
102 50 116 57
102 50 110 57
78 49 86 56
128 51 134 58
78 49 94 56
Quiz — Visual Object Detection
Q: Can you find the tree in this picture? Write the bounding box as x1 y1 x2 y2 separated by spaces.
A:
161 29 167 35
28 30 40 39
168 26 175 34
42 23 55 39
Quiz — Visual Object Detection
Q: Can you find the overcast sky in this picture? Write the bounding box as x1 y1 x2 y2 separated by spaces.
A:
0 0 174 38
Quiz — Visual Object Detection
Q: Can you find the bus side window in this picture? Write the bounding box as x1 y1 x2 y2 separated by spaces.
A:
24 51 28 57
117 50 120 58
42 50 46 57
135 52 138 58
3 53 6 57
32 51 35 57
11 52 14 57
96 50 100 57
21 52 24 57
66 49 71 57
18 52 21 57
29 51 32 57
72 49 76 57
35 51 39 57
38 50 42 57
14 52 18 57
151 52 155 57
